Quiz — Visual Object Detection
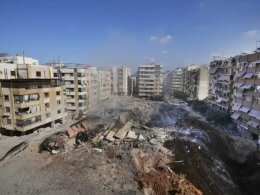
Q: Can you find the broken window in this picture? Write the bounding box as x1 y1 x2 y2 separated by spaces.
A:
57 110 61 114
4 95 9 101
36 71 41 77
57 100 61 105
11 71 15 76
46 113 50 118
45 103 50 108
44 92 49 98
56 91 60 96
5 107 10 112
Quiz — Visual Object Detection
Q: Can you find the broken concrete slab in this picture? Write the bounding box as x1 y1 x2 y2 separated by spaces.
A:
105 131 116 142
126 131 138 140
114 121 132 140
91 132 103 145
138 135 145 141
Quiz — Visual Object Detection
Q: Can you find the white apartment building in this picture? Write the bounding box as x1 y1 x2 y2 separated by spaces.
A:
137 64 163 98
0 54 39 65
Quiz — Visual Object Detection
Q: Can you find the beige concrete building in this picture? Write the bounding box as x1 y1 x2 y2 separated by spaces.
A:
231 50 260 139
111 66 132 96
137 64 163 98
170 68 185 93
98 70 111 101
186 65 209 100
60 68 88 115
208 58 237 112
0 63 66 133
85 66 99 107
0 54 39 65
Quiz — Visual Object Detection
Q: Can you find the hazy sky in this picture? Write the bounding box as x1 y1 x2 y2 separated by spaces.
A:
0 0 260 70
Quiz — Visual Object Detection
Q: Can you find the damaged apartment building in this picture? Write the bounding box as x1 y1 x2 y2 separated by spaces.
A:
185 65 209 100
0 60 66 134
137 63 163 98
111 66 132 96
208 58 237 112
168 68 185 94
231 50 260 140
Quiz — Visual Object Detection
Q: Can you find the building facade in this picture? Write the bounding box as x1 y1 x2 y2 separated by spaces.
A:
0 54 39 65
60 68 88 115
208 58 237 112
186 65 209 100
137 64 163 98
0 63 66 133
98 70 111 101
111 66 132 96
170 68 185 93
231 50 260 139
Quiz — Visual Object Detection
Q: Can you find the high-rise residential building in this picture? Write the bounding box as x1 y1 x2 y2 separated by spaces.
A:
170 68 185 93
60 68 88 115
85 66 99 108
231 50 260 140
98 70 111 101
186 65 209 100
0 63 66 134
208 58 237 112
137 63 163 98
111 66 132 96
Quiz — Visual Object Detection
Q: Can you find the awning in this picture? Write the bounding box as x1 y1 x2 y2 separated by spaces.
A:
235 71 246 77
209 68 218 74
241 84 253 90
249 109 260 120
218 75 230 81
247 120 259 128
239 106 251 113
243 72 254 79
233 82 244 88
231 112 241 120
232 103 242 111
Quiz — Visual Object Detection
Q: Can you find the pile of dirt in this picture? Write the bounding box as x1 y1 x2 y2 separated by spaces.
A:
132 149 202 195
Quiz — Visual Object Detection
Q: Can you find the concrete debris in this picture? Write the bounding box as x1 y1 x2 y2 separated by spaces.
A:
68 121 87 138
126 131 138 140
40 132 67 154
0 141 28 162
138 135 145 141
105 131 116 142
131 149 202 195
75 131 89 145
114 121 132 140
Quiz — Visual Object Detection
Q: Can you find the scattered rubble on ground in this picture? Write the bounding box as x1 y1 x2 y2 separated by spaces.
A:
0 96 259 195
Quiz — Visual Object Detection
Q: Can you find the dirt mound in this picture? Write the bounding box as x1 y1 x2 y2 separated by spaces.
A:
131 149 202 195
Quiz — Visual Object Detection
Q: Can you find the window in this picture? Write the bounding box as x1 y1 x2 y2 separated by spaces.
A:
11 71 15 76
4 95 9 101
45 103 50 108
56 91 60 96
57 110 61 114
57 100 61 105
44 92 49 98
54 73 58 77
5 107 10 112
36 71 41 77
7 119 11 124
46 113 50 118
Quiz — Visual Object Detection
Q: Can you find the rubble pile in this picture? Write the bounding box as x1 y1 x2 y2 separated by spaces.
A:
132 149 202 195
